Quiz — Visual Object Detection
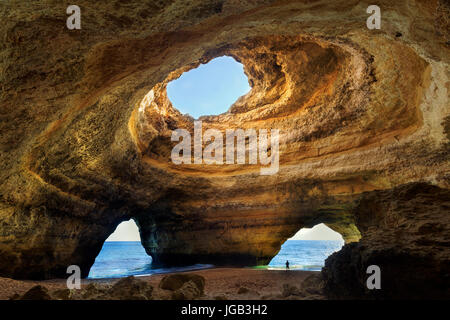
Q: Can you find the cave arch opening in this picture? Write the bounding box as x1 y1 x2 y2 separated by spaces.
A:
268 223 344 270
166 56 251 119
88 219 214 278
88 219 152 279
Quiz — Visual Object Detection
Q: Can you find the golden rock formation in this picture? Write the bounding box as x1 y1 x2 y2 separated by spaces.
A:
0 0 448 298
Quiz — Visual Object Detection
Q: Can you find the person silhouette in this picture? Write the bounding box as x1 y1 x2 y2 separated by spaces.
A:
286 260 290 270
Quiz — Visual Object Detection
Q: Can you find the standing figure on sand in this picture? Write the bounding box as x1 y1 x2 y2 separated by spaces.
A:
286 260 290 270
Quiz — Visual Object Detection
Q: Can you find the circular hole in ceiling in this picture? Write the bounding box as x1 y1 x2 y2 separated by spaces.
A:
166 56 250 119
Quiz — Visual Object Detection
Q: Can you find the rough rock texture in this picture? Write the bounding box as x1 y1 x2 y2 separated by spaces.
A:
17 285 52 300
11 276 154 300
281 273 326 299
159 273 205 295
0 0 448 298
323 183 450 299
170 280 202 300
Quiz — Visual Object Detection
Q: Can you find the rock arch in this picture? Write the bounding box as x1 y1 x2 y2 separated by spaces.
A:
0 0 448 298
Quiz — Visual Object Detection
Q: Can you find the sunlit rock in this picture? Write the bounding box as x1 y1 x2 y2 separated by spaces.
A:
0 0 448 299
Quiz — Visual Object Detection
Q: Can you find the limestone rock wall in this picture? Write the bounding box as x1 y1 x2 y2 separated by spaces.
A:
0 0 448 298
323 183 450 299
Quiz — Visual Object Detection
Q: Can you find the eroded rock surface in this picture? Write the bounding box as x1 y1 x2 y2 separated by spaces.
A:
159 273 205 295
11 276 154 300
0 0 448 298
323 183 450 299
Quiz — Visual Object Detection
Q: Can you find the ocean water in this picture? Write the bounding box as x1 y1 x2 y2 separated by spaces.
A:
88 240 344 278
88 242 212 279
267 240 344 271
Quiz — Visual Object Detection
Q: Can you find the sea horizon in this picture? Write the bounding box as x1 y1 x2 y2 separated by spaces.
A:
88 239 344 279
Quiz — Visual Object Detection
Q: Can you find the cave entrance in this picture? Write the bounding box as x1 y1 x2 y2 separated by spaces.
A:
88 219 152 279
166 56 250 119
268 223 344 270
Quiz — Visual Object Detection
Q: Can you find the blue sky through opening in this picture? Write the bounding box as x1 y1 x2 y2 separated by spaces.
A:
167 56 251 119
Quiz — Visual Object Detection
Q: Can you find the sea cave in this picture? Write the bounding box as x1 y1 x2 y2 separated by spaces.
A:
0 0 448 300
